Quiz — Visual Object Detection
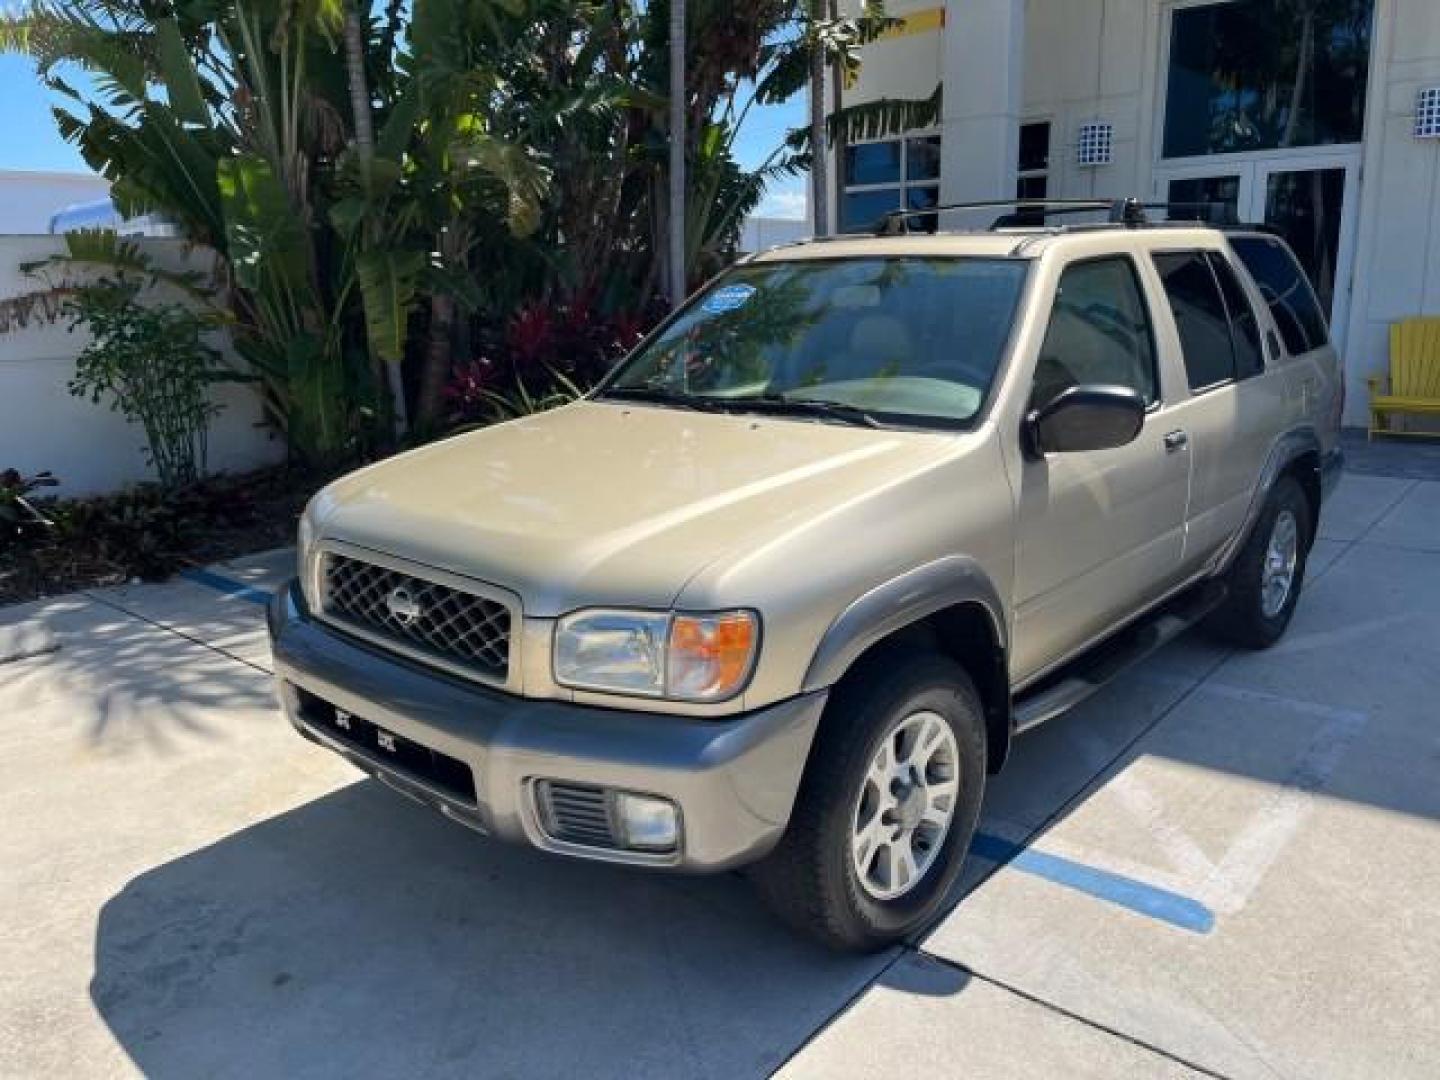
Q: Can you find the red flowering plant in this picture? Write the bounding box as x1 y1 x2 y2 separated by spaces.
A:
443 293 656 428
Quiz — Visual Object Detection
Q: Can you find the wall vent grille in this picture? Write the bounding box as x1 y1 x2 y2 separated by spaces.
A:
1416 87 1440 139
1076 122 1114 167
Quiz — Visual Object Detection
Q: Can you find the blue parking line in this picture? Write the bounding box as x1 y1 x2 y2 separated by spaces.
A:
971 831 1215 934
180 568 274 606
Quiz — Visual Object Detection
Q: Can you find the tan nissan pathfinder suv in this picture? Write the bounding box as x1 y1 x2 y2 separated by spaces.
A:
269 201 1343 951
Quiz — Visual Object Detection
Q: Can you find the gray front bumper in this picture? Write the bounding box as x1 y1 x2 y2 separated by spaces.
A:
268 582 826 871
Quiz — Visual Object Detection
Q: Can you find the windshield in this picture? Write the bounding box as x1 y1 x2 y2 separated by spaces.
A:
600 257 1030 427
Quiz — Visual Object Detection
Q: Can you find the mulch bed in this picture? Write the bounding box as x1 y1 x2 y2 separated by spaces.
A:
1 463 341 607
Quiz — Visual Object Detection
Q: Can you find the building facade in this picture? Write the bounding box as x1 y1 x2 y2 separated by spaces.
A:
833 0 1440 425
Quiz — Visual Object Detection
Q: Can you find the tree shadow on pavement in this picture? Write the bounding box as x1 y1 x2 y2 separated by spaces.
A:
89 779 953 1080
1 596 274 754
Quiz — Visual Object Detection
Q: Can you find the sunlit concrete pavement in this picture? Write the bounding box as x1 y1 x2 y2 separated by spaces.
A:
3 472 1439 1078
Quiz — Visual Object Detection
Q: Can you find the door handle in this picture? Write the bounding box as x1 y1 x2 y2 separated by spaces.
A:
1164 430 1189 452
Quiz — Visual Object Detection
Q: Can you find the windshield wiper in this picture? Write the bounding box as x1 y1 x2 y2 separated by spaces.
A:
722 393 885 428
598 386 727 412
601 387 885 428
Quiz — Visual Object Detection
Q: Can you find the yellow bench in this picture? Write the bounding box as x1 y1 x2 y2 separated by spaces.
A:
1368 317 1440 439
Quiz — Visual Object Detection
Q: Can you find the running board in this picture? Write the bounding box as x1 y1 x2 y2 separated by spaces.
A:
1011 582 1227 735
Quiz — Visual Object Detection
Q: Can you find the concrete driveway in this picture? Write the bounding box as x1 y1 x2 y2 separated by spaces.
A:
2 471 1438 1078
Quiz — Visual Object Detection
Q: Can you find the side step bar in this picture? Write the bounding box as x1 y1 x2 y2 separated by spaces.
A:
1011 581 1227 735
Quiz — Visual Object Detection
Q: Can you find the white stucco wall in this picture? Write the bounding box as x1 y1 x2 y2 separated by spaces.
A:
0 172 112 235
842 1 946 107
1021 0 1153 202
0 235 284 496
1345 0 1440 424
739 215 812 251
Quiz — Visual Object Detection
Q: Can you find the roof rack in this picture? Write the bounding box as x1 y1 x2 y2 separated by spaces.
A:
873 197 1237 236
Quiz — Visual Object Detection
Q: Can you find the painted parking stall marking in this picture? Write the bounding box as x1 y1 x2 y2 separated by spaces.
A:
1005 674 1372 928
970 831 1216 934
179 567 274 606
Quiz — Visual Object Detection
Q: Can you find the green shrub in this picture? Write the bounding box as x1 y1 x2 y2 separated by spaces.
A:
66 280 226 488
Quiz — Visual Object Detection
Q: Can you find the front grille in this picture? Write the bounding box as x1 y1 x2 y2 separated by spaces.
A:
297 688 478 805
320 552 512 681
537 782 620 849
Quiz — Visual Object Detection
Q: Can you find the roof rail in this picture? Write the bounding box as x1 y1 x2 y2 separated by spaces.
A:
873 197 1239 236
874 199 1117 236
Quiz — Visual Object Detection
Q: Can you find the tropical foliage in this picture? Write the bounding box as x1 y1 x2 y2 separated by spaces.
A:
65 279 227 487
1 0 929 463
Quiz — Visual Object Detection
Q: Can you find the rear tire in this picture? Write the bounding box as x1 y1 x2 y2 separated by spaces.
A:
750 652 986 952
1205 475 1311 649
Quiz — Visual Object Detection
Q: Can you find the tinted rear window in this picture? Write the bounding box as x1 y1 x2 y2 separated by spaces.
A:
1153 252 1235 391
1230 236 1329 355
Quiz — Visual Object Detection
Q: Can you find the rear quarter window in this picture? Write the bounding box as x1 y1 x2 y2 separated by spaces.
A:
1229 236 1330 356
1153 251 1235 391
1206 253 1265 380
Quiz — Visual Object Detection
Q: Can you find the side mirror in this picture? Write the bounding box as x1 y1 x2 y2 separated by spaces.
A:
1024 385 1146 456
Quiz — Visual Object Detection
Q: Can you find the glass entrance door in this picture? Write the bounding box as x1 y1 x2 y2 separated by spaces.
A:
1257 166 1348 322
1156 155 1359 346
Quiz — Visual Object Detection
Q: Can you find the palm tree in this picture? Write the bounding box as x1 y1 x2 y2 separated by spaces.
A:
340 0 409 437
808 0 828 236
669 0 687 308
757 3 934 235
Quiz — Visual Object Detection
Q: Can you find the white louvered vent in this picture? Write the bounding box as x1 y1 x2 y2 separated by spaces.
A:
1076 122 1113 167
1416 87 1440 139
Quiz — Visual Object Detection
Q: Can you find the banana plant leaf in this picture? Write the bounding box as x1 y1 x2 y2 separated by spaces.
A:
357 249 427 364
217 153 313 297
154 18 208 126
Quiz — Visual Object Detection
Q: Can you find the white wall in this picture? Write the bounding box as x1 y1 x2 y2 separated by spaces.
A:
0 235 284 496
739 216 812 252
842 1 945 108
1021 0 1154 203
1343 0 1440 425
0 171 112 235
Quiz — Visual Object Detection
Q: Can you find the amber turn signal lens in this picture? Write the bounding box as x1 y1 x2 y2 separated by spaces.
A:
666 612 758 701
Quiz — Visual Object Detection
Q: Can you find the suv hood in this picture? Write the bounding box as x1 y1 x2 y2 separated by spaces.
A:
311 400 957 615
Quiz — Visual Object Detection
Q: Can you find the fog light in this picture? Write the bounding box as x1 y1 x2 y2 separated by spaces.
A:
615 793 680 852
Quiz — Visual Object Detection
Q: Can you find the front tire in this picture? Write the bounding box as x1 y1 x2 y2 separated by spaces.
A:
1206 476 1312 649
751 652 986 952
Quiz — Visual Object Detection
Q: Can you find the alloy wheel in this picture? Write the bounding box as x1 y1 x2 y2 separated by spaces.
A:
850 710 960 900
1260 509 1300 618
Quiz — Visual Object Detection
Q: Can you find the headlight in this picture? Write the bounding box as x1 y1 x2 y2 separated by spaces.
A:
554 609 759 702
296 500 320 610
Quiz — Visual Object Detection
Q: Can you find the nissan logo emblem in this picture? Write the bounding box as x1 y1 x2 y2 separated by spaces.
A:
386 586 423 625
